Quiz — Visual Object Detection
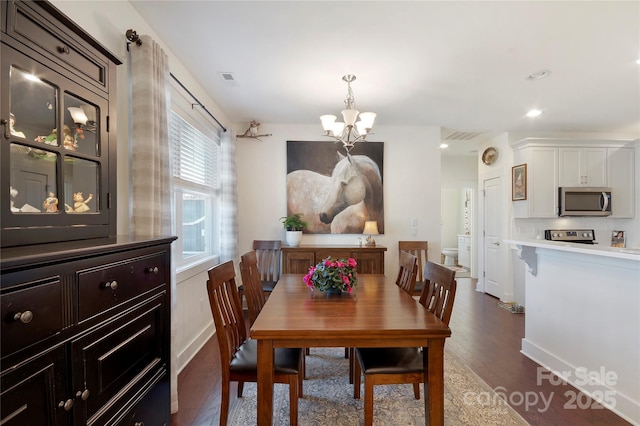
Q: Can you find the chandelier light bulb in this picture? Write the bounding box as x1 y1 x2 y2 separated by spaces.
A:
320 114 337 133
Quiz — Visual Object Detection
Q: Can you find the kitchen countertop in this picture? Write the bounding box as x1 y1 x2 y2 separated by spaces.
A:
505 238 640 261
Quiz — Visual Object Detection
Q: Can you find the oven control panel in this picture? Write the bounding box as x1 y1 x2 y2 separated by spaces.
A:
544 229 595 243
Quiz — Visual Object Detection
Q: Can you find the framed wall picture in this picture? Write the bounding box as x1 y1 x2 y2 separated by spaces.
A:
512 164 527 201
611 230 625 248
286 140 384 234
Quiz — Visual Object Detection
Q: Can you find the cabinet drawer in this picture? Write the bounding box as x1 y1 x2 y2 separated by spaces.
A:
1 278 64 356
78 253 166 322
0 346 68 426
72 293 167 424
7 1 109 92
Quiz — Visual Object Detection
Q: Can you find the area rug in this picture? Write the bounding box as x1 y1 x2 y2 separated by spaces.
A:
228 347 529 425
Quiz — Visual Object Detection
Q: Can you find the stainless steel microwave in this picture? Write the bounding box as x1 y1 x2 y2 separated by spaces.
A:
559 187 612 216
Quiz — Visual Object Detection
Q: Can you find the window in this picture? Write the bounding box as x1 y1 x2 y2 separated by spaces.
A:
170 84 221 269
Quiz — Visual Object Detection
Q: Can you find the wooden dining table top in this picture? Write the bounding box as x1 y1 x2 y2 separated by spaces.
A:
250 273 451 347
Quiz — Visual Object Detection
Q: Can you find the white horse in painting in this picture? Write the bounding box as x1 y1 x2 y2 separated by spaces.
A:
286 152 383 234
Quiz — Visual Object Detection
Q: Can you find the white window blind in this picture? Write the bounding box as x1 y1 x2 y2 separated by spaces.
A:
170 111 220 189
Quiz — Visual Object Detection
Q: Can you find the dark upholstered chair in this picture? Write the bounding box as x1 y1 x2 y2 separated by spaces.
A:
396 251 418 294
353 261 457 426
206 260 303 426
398 240 428 294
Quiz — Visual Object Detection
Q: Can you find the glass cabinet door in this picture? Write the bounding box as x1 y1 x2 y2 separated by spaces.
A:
1 43 109 241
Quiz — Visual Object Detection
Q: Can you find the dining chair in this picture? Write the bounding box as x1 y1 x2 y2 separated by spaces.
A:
352 261 457 426
206 260 303 426
398 240 428 295
239 250 267 327
238 240 282 308
396 251 419 294
253 239 282 295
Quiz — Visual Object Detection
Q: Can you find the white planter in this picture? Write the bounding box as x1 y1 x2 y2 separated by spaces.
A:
285 230 302 247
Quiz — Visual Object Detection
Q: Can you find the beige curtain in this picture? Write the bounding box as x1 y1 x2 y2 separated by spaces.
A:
220 130 238 262
129 35 178 412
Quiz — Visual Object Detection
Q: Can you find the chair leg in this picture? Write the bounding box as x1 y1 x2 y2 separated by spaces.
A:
353 357 361 399
298 357 304 396
348 348 354 384
364 376 374 426
237 381 244 398
289 375 299 426
220 379 230 426
413 382 420 399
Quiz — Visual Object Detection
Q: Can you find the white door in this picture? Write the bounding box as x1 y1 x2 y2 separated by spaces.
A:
483 177 502 298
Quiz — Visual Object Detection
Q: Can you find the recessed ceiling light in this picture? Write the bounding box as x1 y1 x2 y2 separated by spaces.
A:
636 58 640 65
526 109 542 118
526 70 550 81
440 142 449 148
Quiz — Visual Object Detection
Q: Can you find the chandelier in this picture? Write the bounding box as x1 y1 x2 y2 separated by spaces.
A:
320 74 376 152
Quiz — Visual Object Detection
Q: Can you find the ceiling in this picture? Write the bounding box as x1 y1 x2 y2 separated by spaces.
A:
129 1 640 156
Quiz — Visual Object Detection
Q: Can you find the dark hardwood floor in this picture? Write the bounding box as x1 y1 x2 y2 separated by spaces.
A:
171 278 631 425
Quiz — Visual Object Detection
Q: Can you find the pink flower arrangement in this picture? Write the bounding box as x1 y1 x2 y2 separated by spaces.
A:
303 257 358 293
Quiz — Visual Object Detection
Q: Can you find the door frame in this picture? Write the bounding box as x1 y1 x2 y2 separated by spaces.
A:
476 139 514 301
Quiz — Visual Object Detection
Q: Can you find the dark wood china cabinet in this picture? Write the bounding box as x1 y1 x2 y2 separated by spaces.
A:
1 2 174 425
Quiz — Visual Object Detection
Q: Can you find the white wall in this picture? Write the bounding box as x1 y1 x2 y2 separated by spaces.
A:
235 124 443 284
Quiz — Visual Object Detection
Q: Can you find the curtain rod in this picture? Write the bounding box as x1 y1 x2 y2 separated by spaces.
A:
125 29 227 132
170 73 227 132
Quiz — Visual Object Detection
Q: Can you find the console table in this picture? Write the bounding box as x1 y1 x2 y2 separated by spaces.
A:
281 245 386 274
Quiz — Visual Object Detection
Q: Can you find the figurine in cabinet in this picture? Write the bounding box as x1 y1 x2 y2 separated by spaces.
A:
9 113 25 138
42 192 59 212
65 192 93 213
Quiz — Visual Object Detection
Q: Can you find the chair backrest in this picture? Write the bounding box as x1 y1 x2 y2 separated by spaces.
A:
398 241 428 283
206 261 247 368
239 250 267 327
396 251 418 294
418 261 457 325
253 240 282 283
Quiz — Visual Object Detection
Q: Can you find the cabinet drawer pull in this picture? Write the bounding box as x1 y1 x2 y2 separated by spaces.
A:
146 266 159 274
58 399 74 411
13 310 34 324
103 280 118 290
76 389 90 400
57 45 70 54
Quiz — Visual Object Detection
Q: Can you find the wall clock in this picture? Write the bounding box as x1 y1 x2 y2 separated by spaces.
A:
482 147 498 165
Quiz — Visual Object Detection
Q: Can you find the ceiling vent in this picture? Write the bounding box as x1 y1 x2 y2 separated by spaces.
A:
442 128 485 141
217 72 237 87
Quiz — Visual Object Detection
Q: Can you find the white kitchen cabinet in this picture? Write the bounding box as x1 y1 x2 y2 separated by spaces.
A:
608 147 635 218
512 143 559 218
512 139 635 219
559 147 607 187
457 235 471 268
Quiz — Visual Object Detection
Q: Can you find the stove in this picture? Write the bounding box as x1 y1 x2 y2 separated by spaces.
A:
544 229 596 244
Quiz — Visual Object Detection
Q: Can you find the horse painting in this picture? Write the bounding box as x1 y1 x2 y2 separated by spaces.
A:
286 144 384 234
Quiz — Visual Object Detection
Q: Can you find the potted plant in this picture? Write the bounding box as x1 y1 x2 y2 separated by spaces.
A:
280 213 307 247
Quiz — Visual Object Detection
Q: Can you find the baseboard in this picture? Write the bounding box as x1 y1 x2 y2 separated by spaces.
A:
176 321 216 374
521 339 639 425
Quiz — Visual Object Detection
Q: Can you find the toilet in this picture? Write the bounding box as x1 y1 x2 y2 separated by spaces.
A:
442 248 458 266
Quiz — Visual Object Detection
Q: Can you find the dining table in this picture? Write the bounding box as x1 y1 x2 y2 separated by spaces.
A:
250 273 452 425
